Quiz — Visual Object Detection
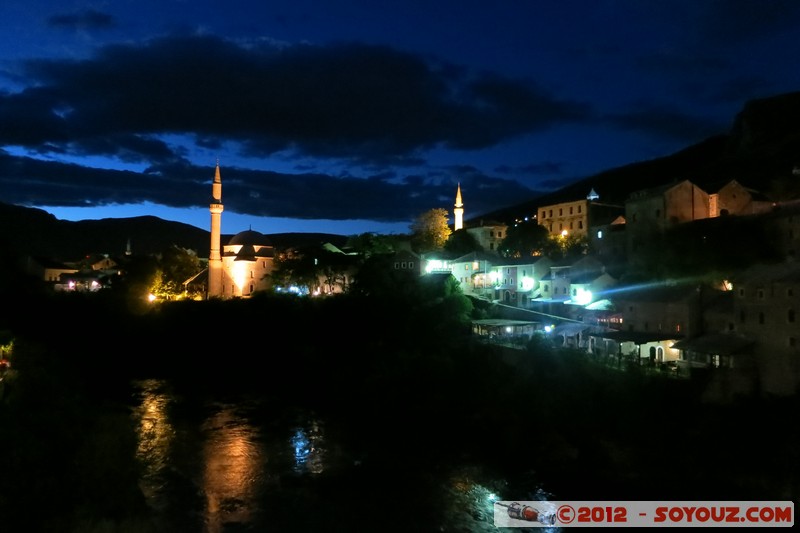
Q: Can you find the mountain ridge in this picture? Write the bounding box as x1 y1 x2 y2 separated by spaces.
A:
474 90 800 224
0 202 349 262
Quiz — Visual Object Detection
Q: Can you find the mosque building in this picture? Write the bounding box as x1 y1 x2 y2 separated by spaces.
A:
205 162 275 299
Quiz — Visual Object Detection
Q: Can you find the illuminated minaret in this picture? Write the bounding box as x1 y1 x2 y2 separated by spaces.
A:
454 182 464 231
208 161 224 298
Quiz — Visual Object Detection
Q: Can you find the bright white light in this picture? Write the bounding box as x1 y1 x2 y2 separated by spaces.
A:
520 276 534 291
544 324 554 333
574 288 593 306
232 262 248 293
148 293 156 302
561 229 568 237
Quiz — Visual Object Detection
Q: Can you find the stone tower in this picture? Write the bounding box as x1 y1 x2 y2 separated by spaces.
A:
208 161 224 298
454 183 464 231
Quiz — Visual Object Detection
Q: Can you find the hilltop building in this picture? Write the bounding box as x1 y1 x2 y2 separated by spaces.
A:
536 189 624 240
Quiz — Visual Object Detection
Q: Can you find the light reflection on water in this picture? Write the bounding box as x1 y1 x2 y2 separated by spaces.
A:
291 420 327 475
130 378 176 510
129 379 534 531
200 403 264 533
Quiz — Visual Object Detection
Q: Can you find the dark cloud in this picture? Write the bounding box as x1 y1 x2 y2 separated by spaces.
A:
495 162 564 176
0 151 531 222
604 104 727 143
0 33 589 220
3 34 590 164
700 0 800 43
47 10 116 31
635 52 729 76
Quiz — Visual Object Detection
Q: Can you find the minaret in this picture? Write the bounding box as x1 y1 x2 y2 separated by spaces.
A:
208 161 224 298
454 183 464 231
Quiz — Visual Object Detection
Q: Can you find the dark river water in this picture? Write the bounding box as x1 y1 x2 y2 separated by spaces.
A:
128 378 554 532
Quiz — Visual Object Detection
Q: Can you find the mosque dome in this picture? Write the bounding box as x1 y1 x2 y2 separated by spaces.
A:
228 229 271 246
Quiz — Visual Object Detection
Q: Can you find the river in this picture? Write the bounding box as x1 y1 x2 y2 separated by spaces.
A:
128 378 555 532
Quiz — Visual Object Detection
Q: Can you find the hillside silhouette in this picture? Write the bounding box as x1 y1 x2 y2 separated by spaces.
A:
0 202 348 262
477 90 800 223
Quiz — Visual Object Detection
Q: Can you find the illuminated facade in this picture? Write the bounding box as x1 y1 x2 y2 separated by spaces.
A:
454 183 464 231
220 230 275 298
465 222 507 253
208 162 224 297
207 163 275 299
538 198 591 238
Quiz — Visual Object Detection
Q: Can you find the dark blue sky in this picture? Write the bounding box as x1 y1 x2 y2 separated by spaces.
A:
2 0 800 235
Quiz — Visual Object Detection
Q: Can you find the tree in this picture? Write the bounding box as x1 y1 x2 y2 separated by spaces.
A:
269 253 320 295
148 245 202 299
346 232 399 258
498 222 550 258
410 208 452 253
444 229 482 256
556 233 589 259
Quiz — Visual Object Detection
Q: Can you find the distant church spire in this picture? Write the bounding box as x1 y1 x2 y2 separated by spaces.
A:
208 161 224 298
454 182 464 231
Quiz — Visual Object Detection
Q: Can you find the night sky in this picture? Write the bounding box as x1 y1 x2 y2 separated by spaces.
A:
2 0 800 235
